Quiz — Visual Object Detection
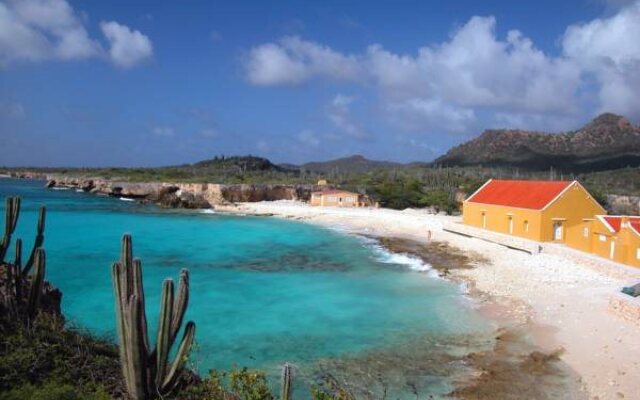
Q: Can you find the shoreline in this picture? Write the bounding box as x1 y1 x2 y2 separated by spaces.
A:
217 200 640 399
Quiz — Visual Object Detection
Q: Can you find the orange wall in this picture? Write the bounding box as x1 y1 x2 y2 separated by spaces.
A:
462 201 543 241
542 183 605 248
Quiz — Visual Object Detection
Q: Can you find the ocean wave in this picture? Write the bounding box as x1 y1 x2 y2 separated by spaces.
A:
119 197 135 202
51 187 70 191
199 209 216 214
369 243 437 275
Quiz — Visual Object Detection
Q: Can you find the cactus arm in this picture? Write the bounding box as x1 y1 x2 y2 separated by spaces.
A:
112 262 132 396
281 363 293 400
26 248 45 319
13 239 23 302
0 197 20 263
160 321 196 394
126 294 149 400
121 234 134 294
169 269 189 344
132 259 150 355
155 279 175 389
23 206 46 274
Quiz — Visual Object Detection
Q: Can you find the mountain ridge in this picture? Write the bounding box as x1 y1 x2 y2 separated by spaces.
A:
434 113 640 172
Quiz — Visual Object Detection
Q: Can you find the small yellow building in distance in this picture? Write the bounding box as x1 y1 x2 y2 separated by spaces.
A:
310 189 365 207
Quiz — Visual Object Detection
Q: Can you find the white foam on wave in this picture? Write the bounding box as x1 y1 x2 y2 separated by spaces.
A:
51 187 69 191
75 189 84 193
119 197 135 202
368 243 439 277
199 209 216 214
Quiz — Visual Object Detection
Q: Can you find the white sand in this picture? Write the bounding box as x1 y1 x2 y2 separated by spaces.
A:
218 200 640 400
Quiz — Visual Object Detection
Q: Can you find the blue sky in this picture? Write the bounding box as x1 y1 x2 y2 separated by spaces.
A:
1 0 639 167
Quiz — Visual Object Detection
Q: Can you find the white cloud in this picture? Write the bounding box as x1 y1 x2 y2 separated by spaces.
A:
100 21 153 68
327 94 368 139
245 36 362 85
562 1 640 118
0 0 151 68
152 126 174 137
245 4 640 132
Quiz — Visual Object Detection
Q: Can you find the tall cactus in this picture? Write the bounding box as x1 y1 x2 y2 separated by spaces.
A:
281 363 293 400
112 234 196 400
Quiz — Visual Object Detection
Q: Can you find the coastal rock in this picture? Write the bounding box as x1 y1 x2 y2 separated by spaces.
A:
44 175 319 209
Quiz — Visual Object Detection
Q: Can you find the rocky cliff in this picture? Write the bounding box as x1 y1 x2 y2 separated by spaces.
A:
45 176 318 209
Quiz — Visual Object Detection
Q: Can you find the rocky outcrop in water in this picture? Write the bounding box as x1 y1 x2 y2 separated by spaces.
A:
45 176 319 209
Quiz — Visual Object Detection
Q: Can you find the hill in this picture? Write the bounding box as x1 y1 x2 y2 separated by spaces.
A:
434 113 640 172
293 155 407 174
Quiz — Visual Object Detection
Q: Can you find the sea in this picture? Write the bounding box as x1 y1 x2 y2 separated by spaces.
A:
0 178 496 398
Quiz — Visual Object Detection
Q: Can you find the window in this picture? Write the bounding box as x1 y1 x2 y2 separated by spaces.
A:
599 234 606 242
481 212 487 229
328 196 337 202
583 227 589 238
346 196 354 202
523 221 529 233
637 248 640 260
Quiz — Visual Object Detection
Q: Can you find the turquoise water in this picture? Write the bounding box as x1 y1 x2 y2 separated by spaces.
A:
1 179 494 397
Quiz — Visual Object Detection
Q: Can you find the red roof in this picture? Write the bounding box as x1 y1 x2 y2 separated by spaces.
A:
602 216 640 234
603 216 622 232
467 180 573 210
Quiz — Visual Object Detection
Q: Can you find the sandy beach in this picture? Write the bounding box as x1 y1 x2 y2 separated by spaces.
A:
218 200 640 400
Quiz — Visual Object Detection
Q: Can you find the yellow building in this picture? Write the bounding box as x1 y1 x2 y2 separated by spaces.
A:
462 179 606 244
591 216 640 267
310 189 365 207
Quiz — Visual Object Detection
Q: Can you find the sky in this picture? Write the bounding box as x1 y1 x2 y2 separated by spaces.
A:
1 0 640 167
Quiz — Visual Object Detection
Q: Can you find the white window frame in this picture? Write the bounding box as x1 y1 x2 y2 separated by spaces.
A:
599 234 607 242
583 227 589 238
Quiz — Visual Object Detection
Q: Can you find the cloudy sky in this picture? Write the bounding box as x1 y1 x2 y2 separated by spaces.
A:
1 0 640 166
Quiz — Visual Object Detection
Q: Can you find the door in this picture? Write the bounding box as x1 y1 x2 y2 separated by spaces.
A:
508 217 514 234
482 213 487 229
610 241 616 259
553 222 563 241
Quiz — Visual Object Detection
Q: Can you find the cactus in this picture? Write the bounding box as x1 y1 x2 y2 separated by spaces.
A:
1 197 48 320
23 206 46 274
26 249 45 319
112 234 196 400
0 197 20 264
281 363 293 400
